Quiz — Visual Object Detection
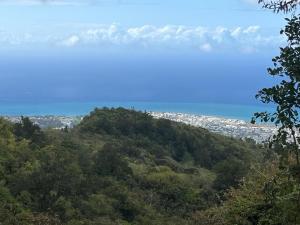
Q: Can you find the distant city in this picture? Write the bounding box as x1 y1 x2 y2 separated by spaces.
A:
4 111 277 143
4 116 82 130
150 112 277 143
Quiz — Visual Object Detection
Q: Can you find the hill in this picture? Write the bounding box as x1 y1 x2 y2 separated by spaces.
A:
0 108 262 225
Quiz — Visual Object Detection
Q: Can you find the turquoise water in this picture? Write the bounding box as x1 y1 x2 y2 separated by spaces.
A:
0 102 274 121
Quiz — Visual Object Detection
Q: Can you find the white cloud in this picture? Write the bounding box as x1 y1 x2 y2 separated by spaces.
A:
231 27 242 38
0 24 284 53
243 25 260 34
61 35 80 47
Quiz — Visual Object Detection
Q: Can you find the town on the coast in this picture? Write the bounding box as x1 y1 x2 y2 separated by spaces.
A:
4 111 277 143
149 112 277 143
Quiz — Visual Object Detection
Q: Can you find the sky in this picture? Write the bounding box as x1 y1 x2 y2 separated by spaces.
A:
0 0 286 52
0 0 290 105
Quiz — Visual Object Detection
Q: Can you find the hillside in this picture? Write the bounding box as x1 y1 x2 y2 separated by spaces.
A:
0 108 262 225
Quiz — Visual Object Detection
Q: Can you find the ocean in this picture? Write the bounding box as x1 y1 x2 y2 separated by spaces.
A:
0 102 274 121
0 50 278 122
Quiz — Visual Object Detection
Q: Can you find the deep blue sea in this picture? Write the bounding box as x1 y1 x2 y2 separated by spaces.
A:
0 102 274 121
0 52 277 121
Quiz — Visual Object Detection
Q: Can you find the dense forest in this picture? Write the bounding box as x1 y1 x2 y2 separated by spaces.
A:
1 1 300 224
0 107 264 225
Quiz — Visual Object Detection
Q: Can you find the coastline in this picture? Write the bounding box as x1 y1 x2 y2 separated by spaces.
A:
0 101 273 121
149 112 276 143
3 111 276 143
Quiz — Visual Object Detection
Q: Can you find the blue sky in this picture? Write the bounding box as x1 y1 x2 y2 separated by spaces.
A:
0 0 283 27
0 0 289 105
0 0 286 53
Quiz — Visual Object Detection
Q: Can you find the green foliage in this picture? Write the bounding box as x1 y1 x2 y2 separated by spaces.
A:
0 109 261 224
13 116 45 146
251 14 300 224
253 14 300 165
94 143 132 179
213 157 249 191
215 11 300 225
79 108 257 170
195 163 300 225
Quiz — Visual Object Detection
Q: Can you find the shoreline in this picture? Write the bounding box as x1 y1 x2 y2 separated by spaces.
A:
149 112 276 143
0 101 273 121
2 111 277 143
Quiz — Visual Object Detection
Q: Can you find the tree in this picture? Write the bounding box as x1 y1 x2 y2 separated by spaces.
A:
258 0 300 13
94 144 132 179
194 163 300 225
249 2 300 224
13 117 45 145
252 14 300 167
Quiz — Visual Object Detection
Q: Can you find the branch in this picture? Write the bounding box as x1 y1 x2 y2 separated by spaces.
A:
258 0 300 13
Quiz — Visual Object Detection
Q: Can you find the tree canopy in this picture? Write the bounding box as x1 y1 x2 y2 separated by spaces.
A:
196 2 300 224
0 108 262 224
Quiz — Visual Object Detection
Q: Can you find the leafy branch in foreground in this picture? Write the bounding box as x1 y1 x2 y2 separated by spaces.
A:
253 15 300 166
258 0 300 13
196 3 300 224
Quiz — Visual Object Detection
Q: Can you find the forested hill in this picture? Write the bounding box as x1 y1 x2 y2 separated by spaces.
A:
0 108 262 225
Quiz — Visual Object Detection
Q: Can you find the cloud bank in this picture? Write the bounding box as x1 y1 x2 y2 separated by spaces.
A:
58 24 284 53
0 24 284 53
